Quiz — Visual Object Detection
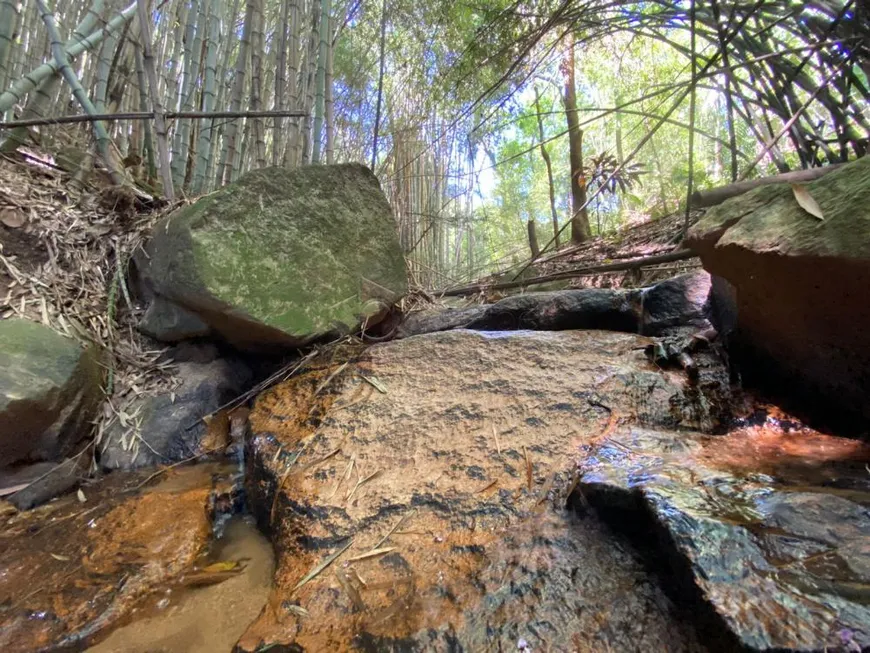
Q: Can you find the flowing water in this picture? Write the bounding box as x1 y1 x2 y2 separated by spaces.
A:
88 516 274 653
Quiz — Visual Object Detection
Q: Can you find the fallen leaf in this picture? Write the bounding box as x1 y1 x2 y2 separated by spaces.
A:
202 560 244 573
791 183 824 220
346 547 396 563
76 488 87 503
50 553 71 561
0 207 26 228
293 539 353 591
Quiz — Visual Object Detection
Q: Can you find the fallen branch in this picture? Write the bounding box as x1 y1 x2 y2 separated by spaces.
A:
0 109 310 129
690 163 846 208
439 249 697 297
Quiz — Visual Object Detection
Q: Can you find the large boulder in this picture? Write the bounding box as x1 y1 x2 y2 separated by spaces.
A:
0 318 102 467
137 164 408 351
686 156 870 430
578 424 870 651
239 329 728 651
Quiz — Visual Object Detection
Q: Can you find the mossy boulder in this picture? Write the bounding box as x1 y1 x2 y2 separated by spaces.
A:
140 164 408 350
686 155 870 431
0 318 102 467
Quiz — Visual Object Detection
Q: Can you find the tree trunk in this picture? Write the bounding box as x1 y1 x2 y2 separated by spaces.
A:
311 0 330 163
562 38 591 244
218 0 254 186
527 218 540 258
534 86 559 247
136 0 174 199
371 0 388 170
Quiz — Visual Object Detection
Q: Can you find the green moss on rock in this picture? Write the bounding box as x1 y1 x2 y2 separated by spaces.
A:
0 318 103 466
145 164 408 348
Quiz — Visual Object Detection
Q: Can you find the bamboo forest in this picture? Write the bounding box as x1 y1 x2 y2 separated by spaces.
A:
1 1 870 652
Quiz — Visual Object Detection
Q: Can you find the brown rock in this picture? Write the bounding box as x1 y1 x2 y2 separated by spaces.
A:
240 329 728 651
686 156 870 431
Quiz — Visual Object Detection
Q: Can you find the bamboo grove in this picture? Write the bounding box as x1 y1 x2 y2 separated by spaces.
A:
0 0 867 288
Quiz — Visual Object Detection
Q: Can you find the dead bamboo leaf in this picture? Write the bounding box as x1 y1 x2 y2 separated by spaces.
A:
791 183 824 220
491 425 501 455
202 560 244 573
335 569 366 610
476 479 498 494
293 539 353 591
360 374 387 394
314 362 349 396
347 547 396 563
0 207 26 228
346 468 382 502
286 604 310 618
50 553 71 561
523 446 532 491
374 511 414 549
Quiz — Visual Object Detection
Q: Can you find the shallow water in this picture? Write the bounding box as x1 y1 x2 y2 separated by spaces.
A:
88 515 274 653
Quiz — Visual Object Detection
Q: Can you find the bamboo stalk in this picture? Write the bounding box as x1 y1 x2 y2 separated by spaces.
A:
34 0 126 186
136 0 174 199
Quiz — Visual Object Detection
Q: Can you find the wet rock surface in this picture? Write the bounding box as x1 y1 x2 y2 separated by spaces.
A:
399 271 714 339
0 464 237 652
240 329 727 651
686 155 870 430
578 422 870 652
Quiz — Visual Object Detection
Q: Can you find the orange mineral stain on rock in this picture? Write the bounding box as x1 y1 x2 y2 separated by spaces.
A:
241 330 720 651
0 464 233 652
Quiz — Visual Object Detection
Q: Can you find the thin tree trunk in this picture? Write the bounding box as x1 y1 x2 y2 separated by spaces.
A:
218 0 254 185
170 0 200 188
273 0 290 166
527 218 540 258
190 0 220 194
0 0 136 115
311 0 330 163
370 0 387 170
534 86 560 247
562 37 591 244
249 0 267 169
324 13 334 164
0 0 23 97
136 0 174 199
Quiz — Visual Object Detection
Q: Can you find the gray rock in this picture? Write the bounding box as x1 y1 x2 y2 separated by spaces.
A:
0 318 102 466
7 456 87 510
578 426 870 652
399 271 714 339
100 357 252 469
138 164 408 351
138 295 211 342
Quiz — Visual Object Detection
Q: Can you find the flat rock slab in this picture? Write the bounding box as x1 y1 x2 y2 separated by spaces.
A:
241 329 728 651
578 424 870 652
0 464 236 652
